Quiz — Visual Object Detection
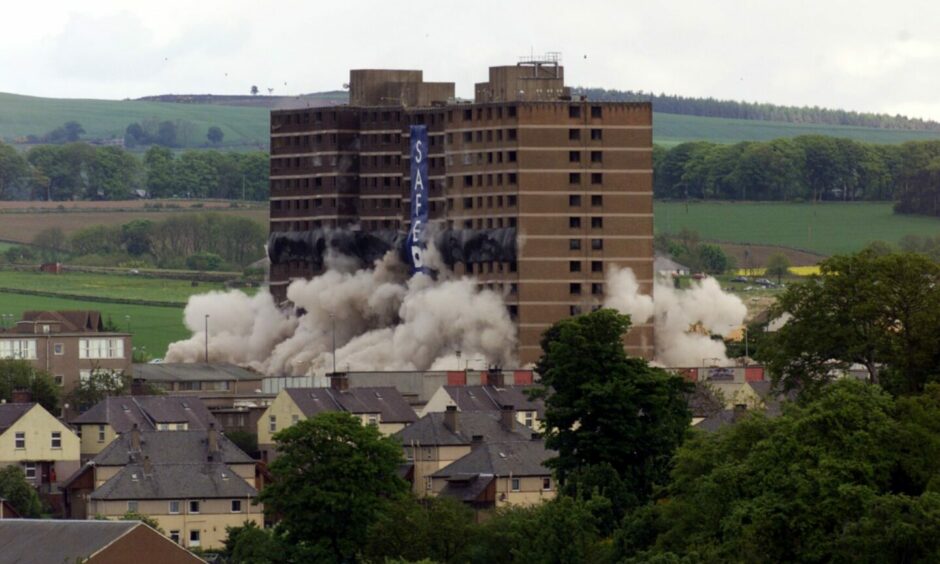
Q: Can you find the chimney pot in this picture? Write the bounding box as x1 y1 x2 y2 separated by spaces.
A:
130 423 141 452
330 373 349 391
444 405 458 434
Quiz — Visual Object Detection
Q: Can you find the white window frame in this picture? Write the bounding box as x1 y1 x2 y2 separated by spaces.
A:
269 415 277 433
425 476 432 491
231 499 242 513
51 431 61 449
189 500 200 514
78 338 125 360
542 477 552 491
14 432 24 449
0 339 37 360
53 343 64 355
189 529 201 548
24 462 36 479
97 425 106 443
169 500 180 514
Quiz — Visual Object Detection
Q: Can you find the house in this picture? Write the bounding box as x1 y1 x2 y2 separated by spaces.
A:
132 363 264 395
0 401 80 495
430 440 555 510
258 386 417 461
0 310 132 394
61 425 262 550
0 519 205 563
421 385 545 429
71 395 219 458
393 406 534 496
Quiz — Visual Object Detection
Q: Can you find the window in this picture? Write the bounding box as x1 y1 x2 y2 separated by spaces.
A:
591 106 602 118
568 106 581 118
0 339 37 360
525 412 535 428
543 478 552 490
23 462 35 479
97 425 106 443
425 477 433 491
569 173 581 185
508 106 517 118
368 415 378 426
568 128 581 140
291 414 299 425
592 261 603 273
268 415 276 433
591 194 603 206
231 500 243 513
508 151 517 162
189 500 200 514
570 305 582 316
170 530 181 544
591 217 604 228
592 283 604 295
591 151 603 163
169 500 181 514
189 530 201 548
127 501 138 513
54 375 63 387
592 239 604 250
569 261 581 273
591 128 603 140
14 432 24 449
569 194 581 207
569 283 581 295
508 173 517 184
569 239 581 251
569 217 581 228
591 173 603 185
568 151 580 163
78 338 124 359
511 478 521 491
51 431 61 449
53 343 64 355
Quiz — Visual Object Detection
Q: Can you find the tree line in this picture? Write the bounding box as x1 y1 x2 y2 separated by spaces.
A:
0 141 268 201
578 87 940 131
653 136 940 216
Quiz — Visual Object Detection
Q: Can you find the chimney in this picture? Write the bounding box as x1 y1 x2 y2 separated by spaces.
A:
487 366 505 388
10 389 32 404
207 422 220 460
130 423 141 452
142 455 153 477
471 434 484 449
443 405 458 434
500 405 515 431
330 372 349 391
732 403 748 423
130 378 146 396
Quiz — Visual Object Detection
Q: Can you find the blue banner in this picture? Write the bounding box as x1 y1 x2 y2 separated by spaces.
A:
408 125 430 274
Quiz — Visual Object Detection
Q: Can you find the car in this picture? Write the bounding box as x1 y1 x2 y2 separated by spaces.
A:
755 278 775 287
731 276 749 283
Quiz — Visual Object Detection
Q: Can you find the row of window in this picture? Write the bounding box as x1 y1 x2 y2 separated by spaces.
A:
14 431 61 450
569 261 607 273
570 283 605 296
423 476 552 492
465 262 518 275
569 217 605 229
569 238 605 251
128 499 242 515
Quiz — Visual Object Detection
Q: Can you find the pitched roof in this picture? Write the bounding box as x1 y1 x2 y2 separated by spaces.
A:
394 410 533 446
132 363 263 383
432 440 553 478
73 395 218 432
442 385 544 416
438 474 494 501
91 430 254 466
19 310 103 332
285 387 417 424
0 403 33 433
90 462 257 500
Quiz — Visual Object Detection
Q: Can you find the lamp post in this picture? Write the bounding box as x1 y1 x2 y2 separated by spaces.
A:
330 313 336 374
204 314 209 364
125 315 131 334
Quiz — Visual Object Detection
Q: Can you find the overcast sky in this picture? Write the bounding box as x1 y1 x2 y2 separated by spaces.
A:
3 0 939 119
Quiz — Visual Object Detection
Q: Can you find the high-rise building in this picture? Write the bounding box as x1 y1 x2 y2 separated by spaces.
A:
268 58 653 364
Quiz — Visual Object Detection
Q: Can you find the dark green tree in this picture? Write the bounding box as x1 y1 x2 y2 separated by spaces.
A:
224 521 287 564
0 359 59 412
32 227 69 262
764 253 790 284
259 412 408 562
120 219 152 256
207 126 224 145
0 141 29 200
0 466 42 517
365 495 475 563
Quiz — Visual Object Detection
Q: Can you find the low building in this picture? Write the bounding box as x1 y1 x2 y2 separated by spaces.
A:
0 519 205 563
132 363 264 395
71 395 218 458
421 384 545 430
0 401 80 495
393 406 534 496
430 440 555 510
0 310 131 395
61 426 262 550
258 386 417 461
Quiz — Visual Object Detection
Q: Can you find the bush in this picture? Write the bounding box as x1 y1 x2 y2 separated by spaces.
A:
186 252 224 271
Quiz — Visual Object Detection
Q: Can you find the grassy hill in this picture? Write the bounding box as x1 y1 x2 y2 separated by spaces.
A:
6 91 940 150
654 201 940 256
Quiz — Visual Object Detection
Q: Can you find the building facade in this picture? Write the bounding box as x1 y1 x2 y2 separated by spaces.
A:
268 60 654 363
0 402 81 495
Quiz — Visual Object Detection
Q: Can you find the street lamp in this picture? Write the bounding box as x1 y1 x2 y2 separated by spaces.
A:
329 313 336 374
124 315 131 334
204 314 210 364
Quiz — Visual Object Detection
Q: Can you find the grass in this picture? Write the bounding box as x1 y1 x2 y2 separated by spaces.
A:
0 271 235 303
0 292 187 358
655 201 940 256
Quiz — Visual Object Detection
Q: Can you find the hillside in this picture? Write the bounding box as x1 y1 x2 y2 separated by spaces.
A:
6 90 940 149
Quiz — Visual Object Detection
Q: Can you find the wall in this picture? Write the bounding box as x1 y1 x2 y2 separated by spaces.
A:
405 444 471 497
256 391 304 458
0 404 80 485
0 333 133 394
79 423 118 458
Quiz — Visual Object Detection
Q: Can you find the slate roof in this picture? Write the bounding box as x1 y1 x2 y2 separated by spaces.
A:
91 430 254 467
438 474 494 501
72 395 218 432
443 385 544 416
285 387 417 424
0 403 33 433
90 462 257 500
432 440 553 478
394 410 533 446
20 310 103 332
133 363 263 383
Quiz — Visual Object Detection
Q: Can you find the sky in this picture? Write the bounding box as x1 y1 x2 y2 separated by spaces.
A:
3 0 940 120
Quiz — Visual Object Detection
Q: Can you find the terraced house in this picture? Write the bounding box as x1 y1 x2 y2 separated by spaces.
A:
0 399 80 496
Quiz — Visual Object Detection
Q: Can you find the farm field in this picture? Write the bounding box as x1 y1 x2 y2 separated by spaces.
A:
654 201 940 257
0 270 237 303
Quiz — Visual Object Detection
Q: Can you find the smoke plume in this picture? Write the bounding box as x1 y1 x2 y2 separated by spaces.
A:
604 267 747 367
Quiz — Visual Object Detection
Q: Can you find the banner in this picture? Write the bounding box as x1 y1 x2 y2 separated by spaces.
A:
408 125 430 274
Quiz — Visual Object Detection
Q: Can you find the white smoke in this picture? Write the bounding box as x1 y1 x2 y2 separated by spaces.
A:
165 251 517 376
604 267 747 367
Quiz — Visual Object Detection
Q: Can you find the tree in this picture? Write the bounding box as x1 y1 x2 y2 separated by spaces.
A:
258 412 408 562
186 251 223 271
142 145 175 198
764 253 791 284
695 243 732 274
535 309 692 518
0 141 28 200
0 466 42 517
207 126 224 145
70 224 122 256
32 227 68 262
365 495 475 563
224 521 287 564
0 359 60 413
759 250 940 395
66 369 130 412
224 430 258 457
155 120 178 147
120 220 152 256
250 85 259 96
87 146 140 200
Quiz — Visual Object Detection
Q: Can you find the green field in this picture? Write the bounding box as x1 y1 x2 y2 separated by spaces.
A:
0 271 233 303
654 201 940 256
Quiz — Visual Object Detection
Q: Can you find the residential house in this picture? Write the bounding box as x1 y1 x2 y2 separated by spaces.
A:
258 386 417 461
132 363 264 395
429 440 555 510
0 520 205 564
0 400 80 495
61 426 262 550
421 385 545 430
71 395 218 458
0 310 131 394
393 406 534 497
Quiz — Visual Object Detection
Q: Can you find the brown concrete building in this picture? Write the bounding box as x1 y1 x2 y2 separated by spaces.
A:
268 58 654 363
0 311 132 395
